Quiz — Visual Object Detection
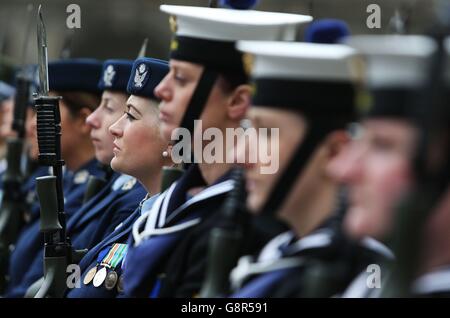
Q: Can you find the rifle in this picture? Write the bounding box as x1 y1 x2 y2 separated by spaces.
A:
294 192 353 298
137 38 148 59
0 4 34 292
160 166 183 192
29 6 74 298
82 163 113 204
199 168 248 297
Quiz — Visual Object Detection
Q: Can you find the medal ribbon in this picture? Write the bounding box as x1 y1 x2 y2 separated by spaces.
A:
111 244 128 269
100 243 128 270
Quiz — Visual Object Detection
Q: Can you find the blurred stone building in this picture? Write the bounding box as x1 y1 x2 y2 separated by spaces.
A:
0 0 437 64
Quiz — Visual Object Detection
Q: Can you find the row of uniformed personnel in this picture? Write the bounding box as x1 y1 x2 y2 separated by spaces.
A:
0 1 448 298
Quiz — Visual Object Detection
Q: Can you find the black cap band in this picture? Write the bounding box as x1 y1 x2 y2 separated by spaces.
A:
252 78 355 117
170 36 245 76
365 88 423 119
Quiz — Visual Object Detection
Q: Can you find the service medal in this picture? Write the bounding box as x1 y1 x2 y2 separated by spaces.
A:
93 266 107 287
83 266 97 285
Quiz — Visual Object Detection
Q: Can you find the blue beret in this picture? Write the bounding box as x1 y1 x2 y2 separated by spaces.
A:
98 59 133 92
305 19 350 44
49 58 103 94
0 81 15 102
127 58 169 99
219 0 259 9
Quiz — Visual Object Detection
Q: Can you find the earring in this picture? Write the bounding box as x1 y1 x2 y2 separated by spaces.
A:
240 118 252 131
162 151 169 158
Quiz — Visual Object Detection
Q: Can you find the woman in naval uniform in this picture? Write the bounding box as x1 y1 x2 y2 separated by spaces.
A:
66 57 171 298
5 59 106 297
228 40 393 298
13 59 147 298
337 35 438 297
121 3 312 298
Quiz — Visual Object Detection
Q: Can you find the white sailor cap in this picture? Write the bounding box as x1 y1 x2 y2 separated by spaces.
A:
238 41 360 81
345 35 437 118
160 5 312 73
236 41 361 116
161 5 312 42
345 35 437 89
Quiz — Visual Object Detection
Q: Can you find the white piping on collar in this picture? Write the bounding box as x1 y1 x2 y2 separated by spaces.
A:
145 193 166 231
361 237 395 260
230 255 304 291
157 182 178 228
258 231 294 262
340 271 370 298
340 269 391 298
229 230 334 293
159 179 234 226
181 180 235 208
133 192 167 246
137 218 201 240
412 266 450 295
258 230 334 263
292 230 333 253
133 179 234 246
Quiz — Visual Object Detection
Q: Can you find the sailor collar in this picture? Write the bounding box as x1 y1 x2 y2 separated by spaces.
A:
132 165 235 246
412 266 450 295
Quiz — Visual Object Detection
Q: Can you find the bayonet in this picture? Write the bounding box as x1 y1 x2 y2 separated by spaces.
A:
0 8 12 81
19 4 34 75
13 4 34 137
0 7 11 59
37 5 49 96
137 38 148 58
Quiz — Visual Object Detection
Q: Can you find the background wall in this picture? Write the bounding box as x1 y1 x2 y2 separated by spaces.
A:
0 0 437 65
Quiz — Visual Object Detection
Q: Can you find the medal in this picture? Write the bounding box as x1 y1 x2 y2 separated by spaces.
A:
92 243 129 289
83 266 97 285
105 270 119 290
93 266 107 287
94 244 120 288
117 275 124 293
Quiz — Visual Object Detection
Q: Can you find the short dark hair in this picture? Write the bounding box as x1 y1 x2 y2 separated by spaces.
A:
217 70 248 93
55 91 101 117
